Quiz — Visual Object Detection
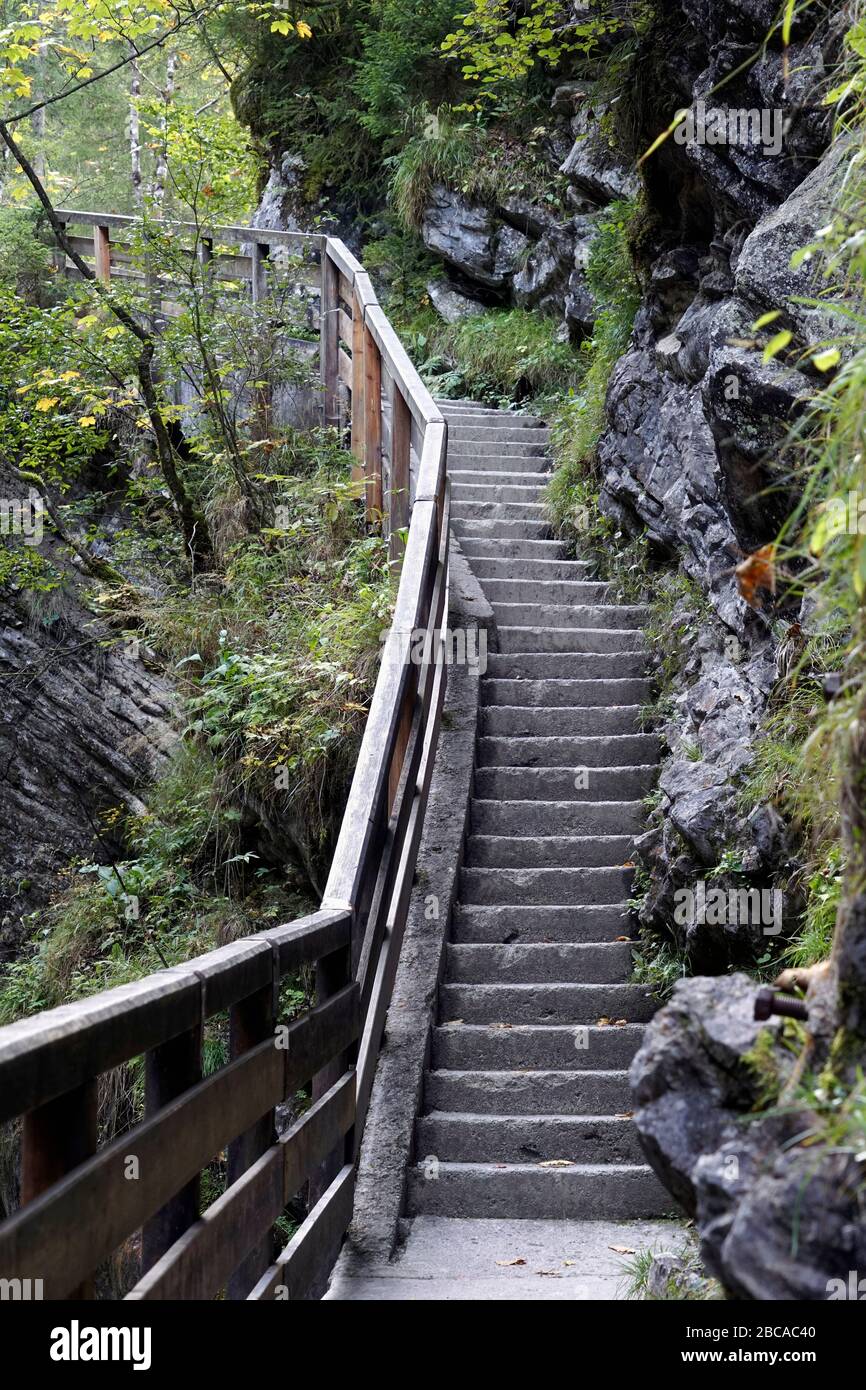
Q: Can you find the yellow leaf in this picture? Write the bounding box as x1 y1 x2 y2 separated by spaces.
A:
78 416 96 427
35 396 59 412
752 309 782 331
812 348 841 372
297 20 312 37
60 369 81 381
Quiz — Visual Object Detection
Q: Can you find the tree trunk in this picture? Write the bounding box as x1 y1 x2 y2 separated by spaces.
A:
130 52 142 208
151 48 177 211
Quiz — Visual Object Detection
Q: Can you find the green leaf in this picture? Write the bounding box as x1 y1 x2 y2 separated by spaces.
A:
762 330 793 363
790 244 816 270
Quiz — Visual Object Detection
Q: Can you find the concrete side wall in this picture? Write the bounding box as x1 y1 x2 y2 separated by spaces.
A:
333 538 495 1269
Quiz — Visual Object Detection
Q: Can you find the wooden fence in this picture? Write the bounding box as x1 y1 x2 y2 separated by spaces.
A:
0 213 450 1300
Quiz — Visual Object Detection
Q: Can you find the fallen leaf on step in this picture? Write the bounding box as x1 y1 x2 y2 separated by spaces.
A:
615 1112 634 1119
563 1260 577 1267
614 1018 628 1026
622 861 635 868
597 1016 611 1026
537 1158 574 1167
615 935 631 942
609 1245 636 1255
495 1257 527 1267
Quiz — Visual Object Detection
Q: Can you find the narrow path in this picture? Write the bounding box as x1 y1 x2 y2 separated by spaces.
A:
329 401 678 1298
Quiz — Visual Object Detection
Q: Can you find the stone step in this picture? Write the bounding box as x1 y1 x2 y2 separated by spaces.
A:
476 735 659 769
406 1162 670 1219
452 500 547 522
452 519 552 542
450 468 550 486
451 482 545 505
497 627 645 654
424 1068 635 1115
445 940 633 983
443 412 546 429
440 983 653 1025
458 865 633 907
432 1022 644 1071
465 834 633 869
448 426 551 445
459 538 567 560
452 902 632 943
469 799 644 836
482 677 651 707
416 1113 645 1165
468 557 593 581
473 766 657 801
481 579 609 604
448 440 548 458
492 602 648 630
448 452 552 474
485 651 648 678
439 402 544 423
481 705 643 737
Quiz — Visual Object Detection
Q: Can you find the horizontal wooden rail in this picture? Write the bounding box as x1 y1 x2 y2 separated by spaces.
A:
0 212 450 1301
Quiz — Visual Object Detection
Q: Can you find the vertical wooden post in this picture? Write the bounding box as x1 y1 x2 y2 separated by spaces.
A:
141 1023 202 1272
250 240 268 304
363 322 382 525
226 980 277 1299
389 381 411 566
93 223 111 283
197 235 214 310
310 942 354 1203
387 680 416 813
53 220 67 281
250 242 272 439
320 250 340 430
21 1081 98 1298
350 293 365 482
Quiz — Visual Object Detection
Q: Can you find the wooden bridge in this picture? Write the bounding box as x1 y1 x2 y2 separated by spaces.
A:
0 212 450 1300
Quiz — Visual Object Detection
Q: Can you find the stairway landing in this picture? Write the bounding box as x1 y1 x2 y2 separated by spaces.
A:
326 1216 678 1300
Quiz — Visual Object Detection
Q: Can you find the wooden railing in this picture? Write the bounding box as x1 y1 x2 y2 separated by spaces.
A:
0 213 449 1300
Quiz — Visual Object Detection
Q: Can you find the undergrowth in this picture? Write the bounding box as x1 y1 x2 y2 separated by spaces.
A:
0 436 391 1025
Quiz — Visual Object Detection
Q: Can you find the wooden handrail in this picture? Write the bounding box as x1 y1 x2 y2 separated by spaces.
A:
0 213 450 1301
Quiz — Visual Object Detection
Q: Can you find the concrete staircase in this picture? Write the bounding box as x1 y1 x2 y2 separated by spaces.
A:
406 400 669 1222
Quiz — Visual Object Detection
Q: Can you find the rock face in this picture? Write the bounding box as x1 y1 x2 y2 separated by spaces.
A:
592 0 848 964
414 89 625 341
0 497 176 960
421 186 532 290
631 972 864 1300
